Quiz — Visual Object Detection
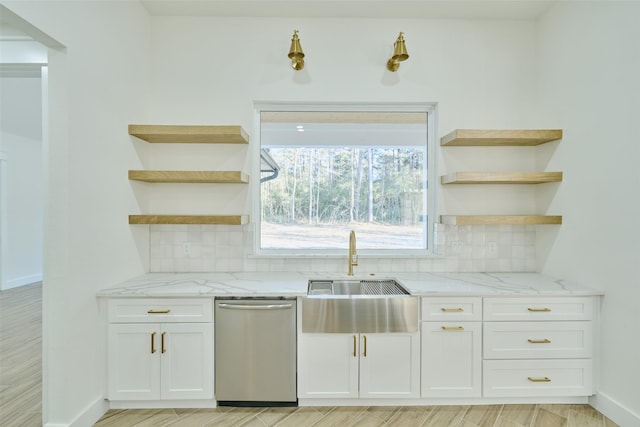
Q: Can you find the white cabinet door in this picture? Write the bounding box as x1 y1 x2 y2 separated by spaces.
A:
108 323 161 400
298 332 419 399
421 322 481 397
298 333 359 398
161 323 213 400
359 333 420 398
108 323 213 401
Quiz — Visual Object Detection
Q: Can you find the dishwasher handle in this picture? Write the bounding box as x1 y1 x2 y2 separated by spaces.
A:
217 303 294 310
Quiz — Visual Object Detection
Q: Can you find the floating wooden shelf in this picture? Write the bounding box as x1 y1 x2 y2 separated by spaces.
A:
129 215 250 225
441 129 562 146
440 215 562 225
441 172 563 185
128 125 249 144
128 170 249 183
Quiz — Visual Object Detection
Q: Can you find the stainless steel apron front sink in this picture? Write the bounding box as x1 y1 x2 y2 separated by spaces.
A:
308 278 411 296
302 279 418 333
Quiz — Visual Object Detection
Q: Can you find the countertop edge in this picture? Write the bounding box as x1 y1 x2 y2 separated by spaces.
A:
96 272 604 298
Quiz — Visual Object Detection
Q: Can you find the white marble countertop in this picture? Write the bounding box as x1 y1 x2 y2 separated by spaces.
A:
97 271 603 297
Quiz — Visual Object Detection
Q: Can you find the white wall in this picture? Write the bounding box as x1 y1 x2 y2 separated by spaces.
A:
148 17 539 218
535 2 640 425
1 1 151 425
0 75 43 290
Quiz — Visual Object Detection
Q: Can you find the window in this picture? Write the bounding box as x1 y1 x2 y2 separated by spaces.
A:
256 104 435 254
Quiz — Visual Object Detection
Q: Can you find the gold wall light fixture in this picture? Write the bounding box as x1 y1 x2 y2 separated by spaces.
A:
288 30 305 70
386 32 409 72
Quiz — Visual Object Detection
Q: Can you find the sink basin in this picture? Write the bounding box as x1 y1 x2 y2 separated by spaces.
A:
303 278 417 333
307 279 410 296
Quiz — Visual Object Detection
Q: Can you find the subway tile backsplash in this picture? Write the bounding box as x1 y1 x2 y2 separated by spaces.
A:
148 224 536 273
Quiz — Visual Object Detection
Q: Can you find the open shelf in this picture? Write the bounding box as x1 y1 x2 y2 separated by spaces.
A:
441 172 563 185
129 215 250 225
440 215 562 225
440 129 562 146
128 170 249 183
127 124 250 225
128 125 249 144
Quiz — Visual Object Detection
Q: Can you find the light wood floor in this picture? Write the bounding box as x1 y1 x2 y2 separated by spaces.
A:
95 404 619 427
0 282 42 426
0 283 619 427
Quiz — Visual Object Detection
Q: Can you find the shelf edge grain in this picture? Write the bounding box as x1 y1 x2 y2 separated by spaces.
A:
129 215 250 225
440 129 563 146
440 215 563 225
128 170 249 183
441 172 563 185
128 124 249 144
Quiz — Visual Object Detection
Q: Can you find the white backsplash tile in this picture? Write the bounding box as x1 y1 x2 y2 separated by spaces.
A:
148 224 537 273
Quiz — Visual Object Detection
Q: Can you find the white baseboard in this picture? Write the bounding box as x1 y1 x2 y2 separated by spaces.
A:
3 273 42 290
43 397 108 427
591 392 640 427
109 399 217 409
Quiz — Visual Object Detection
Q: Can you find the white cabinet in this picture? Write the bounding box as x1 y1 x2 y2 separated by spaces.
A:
107 299 214 401
108 323 160 400
482 296 594 398
483 321 592 359
421 297 482 397
298 332 420 399
421 297 482 322
483 297 593 321
483 359 593 397
359 333 420 398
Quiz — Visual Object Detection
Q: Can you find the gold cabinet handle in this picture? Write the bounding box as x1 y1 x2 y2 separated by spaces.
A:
441 308 464 312
161 332 167 354
363 335 367 357
151 332 157 354
441 326 465 331
528 377 551 383
353 335 357 358
528 338 551 344
147 309 171 314
527 307 551 312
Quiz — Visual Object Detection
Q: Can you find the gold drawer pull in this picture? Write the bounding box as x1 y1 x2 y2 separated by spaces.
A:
147 309 171 314
353 335 357 358
528 308 551 312
441 308 464 313
528 377 551 383
528 338 551 344
441 326 465 331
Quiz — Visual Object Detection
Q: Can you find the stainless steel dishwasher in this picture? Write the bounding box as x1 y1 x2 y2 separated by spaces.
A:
215 297 297 406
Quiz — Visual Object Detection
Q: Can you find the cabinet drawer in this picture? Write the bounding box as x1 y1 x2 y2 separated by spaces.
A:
108 298 213 323
483 359 593 397
483 322 592 359
483 297 593 321
422 297 482 321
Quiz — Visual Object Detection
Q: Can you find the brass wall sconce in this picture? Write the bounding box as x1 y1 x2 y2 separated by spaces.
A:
386 32 409 72
288 30 305 70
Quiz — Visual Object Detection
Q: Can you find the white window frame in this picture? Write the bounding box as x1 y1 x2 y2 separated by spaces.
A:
252 101 437 258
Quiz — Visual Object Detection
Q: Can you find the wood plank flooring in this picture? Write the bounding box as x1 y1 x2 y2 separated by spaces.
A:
0 282 42 426
0 283 620 427
95 403 619 427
